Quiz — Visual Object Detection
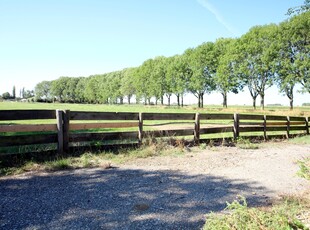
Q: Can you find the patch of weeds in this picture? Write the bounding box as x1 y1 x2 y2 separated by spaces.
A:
204 195 309 230
45 158 72 171
236 137 259 149
200 143 207 150
80 152 96 167
297 157 310 180
289 135 310 145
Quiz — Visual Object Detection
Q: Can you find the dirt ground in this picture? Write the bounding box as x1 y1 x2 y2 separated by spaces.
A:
1 141 309 229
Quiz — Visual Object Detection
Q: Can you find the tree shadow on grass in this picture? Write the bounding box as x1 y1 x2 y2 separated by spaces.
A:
0 167 273 229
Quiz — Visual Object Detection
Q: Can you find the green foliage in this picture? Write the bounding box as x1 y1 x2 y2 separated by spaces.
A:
204 196 309 230
1 92 11 100
32 10 308 109
35 80 52 101
237 24 278 110
297 157 310 180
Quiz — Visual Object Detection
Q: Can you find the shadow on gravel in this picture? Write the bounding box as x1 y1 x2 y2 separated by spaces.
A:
0 168 272 229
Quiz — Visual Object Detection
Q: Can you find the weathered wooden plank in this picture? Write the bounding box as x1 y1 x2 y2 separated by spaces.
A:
289 121 306 126
200 113 234 120
143 113 195 120
63 110 70 153
266 126 288 132
266 122 288 126
0 124 57 132
238 114 264 120
56 110 64 155
70 111 139 120
0 134 58 147
0 110 56 120
69 131 138 142
266 115 287 121
200 126 233 134
194 113 200 143
144 129 193 138
233 113 239 140
289 116 306 122
138 113 143 143
306 117 309 135
239 122 264 126
239 126 264 132
263 115 267 140
266 121 305 126
69 122 139 130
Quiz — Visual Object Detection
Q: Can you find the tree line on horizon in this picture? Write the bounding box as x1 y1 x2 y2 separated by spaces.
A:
33 9 309 110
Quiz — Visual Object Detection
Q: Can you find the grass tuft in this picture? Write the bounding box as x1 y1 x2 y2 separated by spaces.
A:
204 195 310 230
236 137 259 149
297 157 310 181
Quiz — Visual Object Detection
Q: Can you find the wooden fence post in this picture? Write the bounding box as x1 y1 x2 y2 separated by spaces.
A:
194 113 200 144
263 115 267 140
138 112 143 144
63 110 70 153
306 117 309 135
286 116 290 139
233 113 239 140
56 109 64 155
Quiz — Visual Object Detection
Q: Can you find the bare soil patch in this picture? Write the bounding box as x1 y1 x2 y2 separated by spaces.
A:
0 142 309 229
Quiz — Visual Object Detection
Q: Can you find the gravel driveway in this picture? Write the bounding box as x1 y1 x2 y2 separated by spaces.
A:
1 142 309 229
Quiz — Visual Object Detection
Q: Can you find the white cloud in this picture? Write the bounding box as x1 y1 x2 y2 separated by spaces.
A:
197 0 237 36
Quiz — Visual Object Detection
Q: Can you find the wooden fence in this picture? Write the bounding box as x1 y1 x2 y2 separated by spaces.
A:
0 110 309 155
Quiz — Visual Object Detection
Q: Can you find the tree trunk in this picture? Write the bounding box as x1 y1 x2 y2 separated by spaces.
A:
177 94 180 106
260 93 265 110
199 93 204 108
252 97 257 109
161 96 164 105
222 92 227 108
197 95 201 108
128 95 131 104
120 97 123 105
289 98 293 110
181 94 184 107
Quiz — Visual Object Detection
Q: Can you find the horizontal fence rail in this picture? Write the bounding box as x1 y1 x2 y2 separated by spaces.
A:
0 110 309 156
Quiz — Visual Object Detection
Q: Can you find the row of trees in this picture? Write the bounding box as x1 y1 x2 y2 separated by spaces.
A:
1 86 34 100
35 10 309 110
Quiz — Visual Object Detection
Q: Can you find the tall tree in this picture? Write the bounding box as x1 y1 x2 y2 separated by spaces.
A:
34 81 52 101
237 24 278 110
50 77 70 102
214 38 243 108
166 55 189 107
185 42 216 108
134 59 154 105
274 12 309 109
12 86 16 99
120 68 136 104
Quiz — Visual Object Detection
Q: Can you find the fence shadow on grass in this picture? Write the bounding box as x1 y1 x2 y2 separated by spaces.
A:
0 167 273 229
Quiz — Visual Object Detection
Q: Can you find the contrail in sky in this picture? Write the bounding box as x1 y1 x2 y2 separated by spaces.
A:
197 0 237 36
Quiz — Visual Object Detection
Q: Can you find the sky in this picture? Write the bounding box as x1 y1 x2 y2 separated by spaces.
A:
0 0 308 106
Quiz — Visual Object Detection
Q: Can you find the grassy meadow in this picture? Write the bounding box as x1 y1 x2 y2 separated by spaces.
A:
1 101 310 116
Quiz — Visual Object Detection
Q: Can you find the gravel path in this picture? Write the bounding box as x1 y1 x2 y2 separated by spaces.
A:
1 142 309 229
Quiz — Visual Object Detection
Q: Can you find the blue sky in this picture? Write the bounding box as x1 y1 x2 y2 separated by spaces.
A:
0 0 308 105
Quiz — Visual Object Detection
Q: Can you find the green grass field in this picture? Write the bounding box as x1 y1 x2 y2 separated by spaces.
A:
1 101 310 115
